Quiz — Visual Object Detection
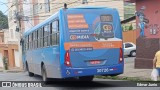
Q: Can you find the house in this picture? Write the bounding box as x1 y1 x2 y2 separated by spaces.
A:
125 0 160 68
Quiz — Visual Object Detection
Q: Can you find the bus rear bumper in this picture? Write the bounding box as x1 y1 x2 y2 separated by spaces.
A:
61 63 124 78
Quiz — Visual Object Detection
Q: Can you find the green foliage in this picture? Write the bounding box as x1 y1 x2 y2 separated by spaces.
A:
0 11 8 29
129 24 133 30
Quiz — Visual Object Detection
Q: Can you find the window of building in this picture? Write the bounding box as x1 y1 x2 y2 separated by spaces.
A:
33 3 38 15
10 29 14 38
45 0 50 13
9 10 12 20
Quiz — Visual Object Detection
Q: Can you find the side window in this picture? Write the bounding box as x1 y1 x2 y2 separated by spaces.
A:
38 28 41 48
27 36 29 50
44 24 50 47
31 33 33 50
33 31 36 49
51 21 56 45
29 33 33 50
25 36 28 51
125 43 133 48
56 20 59 45
51 20 59 45
41 27 44 48
35 31 38 49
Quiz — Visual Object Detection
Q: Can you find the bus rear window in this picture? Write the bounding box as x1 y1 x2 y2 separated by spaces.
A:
100 15 113 22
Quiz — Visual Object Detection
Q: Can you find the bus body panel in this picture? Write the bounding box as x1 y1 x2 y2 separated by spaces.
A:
59 8 123 78
23 12 62 78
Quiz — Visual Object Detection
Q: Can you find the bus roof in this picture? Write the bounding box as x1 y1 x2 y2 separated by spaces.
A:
23 6 117 37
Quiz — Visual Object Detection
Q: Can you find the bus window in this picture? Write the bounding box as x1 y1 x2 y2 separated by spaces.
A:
51 21 57 45
50 23 52 46
38 28 41 48
34 31 38 49
33 31 36 49
27 36 29 50
56 20 59 45
41 27 44 47
29 34 33 50
44 24 50 47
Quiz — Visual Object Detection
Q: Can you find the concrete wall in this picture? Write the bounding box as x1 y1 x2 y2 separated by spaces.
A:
0 53 3 67
14 50 20 67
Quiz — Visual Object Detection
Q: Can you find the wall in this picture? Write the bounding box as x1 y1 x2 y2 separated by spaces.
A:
14 50 20 67
135 0 160 69
136 0 160 38
123 30 137 44
0 53 3 67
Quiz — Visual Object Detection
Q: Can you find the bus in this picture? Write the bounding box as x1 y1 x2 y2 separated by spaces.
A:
22 6 124 82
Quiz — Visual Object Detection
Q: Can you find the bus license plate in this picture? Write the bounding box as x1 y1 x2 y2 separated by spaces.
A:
97 68 109 73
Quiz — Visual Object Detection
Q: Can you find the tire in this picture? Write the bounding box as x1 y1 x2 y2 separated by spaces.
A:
109 74 119 77
26 62 34 77
41 65 49 84
130 50 136 57
104 38 107 40
79 76 94 81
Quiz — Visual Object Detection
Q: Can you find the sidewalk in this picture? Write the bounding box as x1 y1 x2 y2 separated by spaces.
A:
119 59 152 81
0 67 24 73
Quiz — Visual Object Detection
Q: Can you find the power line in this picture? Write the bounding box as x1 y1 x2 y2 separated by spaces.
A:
23 0 80 18
3 4 14 14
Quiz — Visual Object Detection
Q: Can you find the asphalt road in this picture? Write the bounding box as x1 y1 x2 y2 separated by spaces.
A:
0 57 159 90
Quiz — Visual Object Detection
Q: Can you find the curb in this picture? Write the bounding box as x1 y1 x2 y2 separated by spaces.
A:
95 76 153 81
0 70 25 73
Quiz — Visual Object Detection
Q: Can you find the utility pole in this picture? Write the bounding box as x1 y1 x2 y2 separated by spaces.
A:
15 0 23 70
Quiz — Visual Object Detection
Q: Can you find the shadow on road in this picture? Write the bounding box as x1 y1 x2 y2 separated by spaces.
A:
31 75 117 88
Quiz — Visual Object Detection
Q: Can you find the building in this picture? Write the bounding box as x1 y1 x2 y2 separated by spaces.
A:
7 0 124 69
0 29 18 69
125 0 160 68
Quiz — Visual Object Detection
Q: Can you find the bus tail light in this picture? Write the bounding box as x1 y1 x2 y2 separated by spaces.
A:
119 47 123 63
65 50 72 67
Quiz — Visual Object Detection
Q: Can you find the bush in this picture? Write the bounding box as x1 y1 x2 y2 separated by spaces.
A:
2 56 8 70
129 24 133 30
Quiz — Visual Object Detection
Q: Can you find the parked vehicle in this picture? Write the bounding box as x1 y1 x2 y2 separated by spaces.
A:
123 42 136 57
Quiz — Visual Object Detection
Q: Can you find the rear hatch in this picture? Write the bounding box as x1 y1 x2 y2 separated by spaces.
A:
63 8 122 68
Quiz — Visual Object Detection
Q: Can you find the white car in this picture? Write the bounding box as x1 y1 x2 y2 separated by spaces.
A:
123 42 136 57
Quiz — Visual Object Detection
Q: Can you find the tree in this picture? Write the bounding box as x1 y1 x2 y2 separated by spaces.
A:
0 11 8 29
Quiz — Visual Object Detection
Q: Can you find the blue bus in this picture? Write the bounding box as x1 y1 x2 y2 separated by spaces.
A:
22 6 124 82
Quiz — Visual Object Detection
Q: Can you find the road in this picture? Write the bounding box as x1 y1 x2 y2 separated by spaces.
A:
0 57 159 90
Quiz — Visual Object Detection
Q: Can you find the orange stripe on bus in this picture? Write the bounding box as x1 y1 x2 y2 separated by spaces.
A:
64 41 122 50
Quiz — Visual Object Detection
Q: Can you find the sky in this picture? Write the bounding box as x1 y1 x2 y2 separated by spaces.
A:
0 0 8 15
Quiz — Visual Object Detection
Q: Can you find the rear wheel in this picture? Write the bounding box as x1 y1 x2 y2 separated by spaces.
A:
104 38 107 40
26 62 34 77
79 76 94 81
41 65 49 84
